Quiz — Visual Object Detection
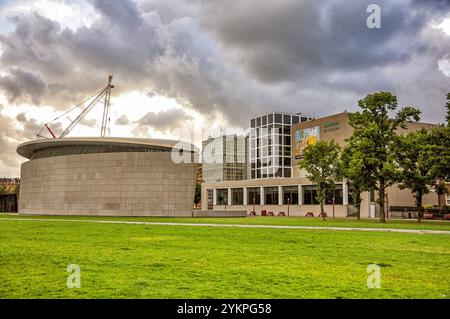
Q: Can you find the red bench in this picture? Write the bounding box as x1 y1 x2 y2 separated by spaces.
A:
443 214 450 220
278 212 285 216
306 212 314 217
267 211 274 216
249 211 256 216
261 210 267 216
423 213 434 220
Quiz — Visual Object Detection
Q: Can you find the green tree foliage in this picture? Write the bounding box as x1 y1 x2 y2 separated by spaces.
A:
340 137 369 220
348 91 420 223
394 129 436 222
299 140 341 220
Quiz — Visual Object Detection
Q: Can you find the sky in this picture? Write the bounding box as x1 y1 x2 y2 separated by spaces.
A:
0 0 450 176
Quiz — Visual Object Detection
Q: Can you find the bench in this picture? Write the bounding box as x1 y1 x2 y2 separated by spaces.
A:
306 212 314 217
278 212 285 216
267 211 274 216
261 210 267 216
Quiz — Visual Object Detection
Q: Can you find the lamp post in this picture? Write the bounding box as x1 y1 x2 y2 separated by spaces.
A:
287 197 290 217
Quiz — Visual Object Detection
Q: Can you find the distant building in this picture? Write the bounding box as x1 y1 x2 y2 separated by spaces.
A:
0 178 19 212
202 135 249 182
250 112 311 179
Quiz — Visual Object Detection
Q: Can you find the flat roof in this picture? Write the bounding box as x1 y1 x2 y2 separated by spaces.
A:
17 137 199 159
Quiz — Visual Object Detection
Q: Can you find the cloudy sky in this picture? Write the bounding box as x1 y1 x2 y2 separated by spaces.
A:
0 0 450 176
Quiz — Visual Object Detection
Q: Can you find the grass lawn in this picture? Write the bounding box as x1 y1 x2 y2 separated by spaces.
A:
2 214 450 231
0 216 449 298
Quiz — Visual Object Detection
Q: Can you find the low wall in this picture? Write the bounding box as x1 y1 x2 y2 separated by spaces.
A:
193 210 247 218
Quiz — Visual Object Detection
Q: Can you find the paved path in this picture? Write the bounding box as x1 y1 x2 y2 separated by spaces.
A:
1 217 450 235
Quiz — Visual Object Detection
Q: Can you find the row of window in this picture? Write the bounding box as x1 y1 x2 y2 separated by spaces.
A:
250 136 292 148
213 185 345 206
251 114 309 127
250 168 292 179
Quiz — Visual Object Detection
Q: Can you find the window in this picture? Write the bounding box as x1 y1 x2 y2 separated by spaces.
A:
283 168 291 177
282 186 298 205
292 116 299 124
283 126 290 135
268 114 273 124
303 185 319 204
283 114 291 124
325 184 343 205
251 119 255 128
275 113 283 123
446 195 450 206
207 189 214 209
231 188 244 205
247 187 260 205
264 187 279 205
284 136 291 145
262 115 267 126
256 117 261 127
216 189 228 205
283 157 291 166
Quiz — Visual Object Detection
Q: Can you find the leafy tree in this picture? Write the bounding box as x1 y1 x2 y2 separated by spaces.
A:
348 91 420 223
299 140 341 221
340 137 369 220
394 129 436 222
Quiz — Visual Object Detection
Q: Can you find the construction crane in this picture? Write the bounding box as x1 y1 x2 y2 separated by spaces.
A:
37 76 114 139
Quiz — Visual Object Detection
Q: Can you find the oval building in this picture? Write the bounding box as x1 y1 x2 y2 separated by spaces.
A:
17 137 198 216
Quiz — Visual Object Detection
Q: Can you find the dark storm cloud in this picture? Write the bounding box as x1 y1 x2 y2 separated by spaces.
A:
0 0 449 129
136 108 192 131
0 68 46 104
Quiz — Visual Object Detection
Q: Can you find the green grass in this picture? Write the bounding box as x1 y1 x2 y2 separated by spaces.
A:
0 216 449 298
2 214 450 231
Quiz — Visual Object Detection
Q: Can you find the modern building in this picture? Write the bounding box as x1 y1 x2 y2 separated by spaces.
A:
17 137 199 216
202 112 443 218
202 135 249 182
250 112 311 179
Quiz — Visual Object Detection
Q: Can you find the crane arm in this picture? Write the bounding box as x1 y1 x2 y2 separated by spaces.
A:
59 87 108 138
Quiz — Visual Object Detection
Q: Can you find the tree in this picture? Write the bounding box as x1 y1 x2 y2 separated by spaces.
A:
348 91 421 223
394 129 436 222
445 93 450 126
340 138 369 220
299 140 341 221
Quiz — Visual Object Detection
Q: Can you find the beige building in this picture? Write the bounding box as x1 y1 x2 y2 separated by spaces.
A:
17 137 198 216
201 112 442 218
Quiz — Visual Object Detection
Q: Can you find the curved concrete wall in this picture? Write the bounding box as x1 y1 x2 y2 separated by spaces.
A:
19 152 197 216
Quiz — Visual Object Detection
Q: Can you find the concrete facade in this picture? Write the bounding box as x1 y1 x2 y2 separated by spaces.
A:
17 137 198 216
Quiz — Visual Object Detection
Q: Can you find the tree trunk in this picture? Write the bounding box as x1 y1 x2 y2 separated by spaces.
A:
356 205 361 220
416 193 423 223
379 180 386 223
320 200 326 221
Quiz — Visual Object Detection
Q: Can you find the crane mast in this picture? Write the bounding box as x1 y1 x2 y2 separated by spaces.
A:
101 75 113 137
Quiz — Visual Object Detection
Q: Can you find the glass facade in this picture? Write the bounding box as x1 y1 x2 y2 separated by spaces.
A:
216 189 228 205
282 186 298 205
250 112 309 179
231 188 244 205
264 186 279 205
247 187 260 205
31 144 173 160
202 135 249 182
303 184 344 205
